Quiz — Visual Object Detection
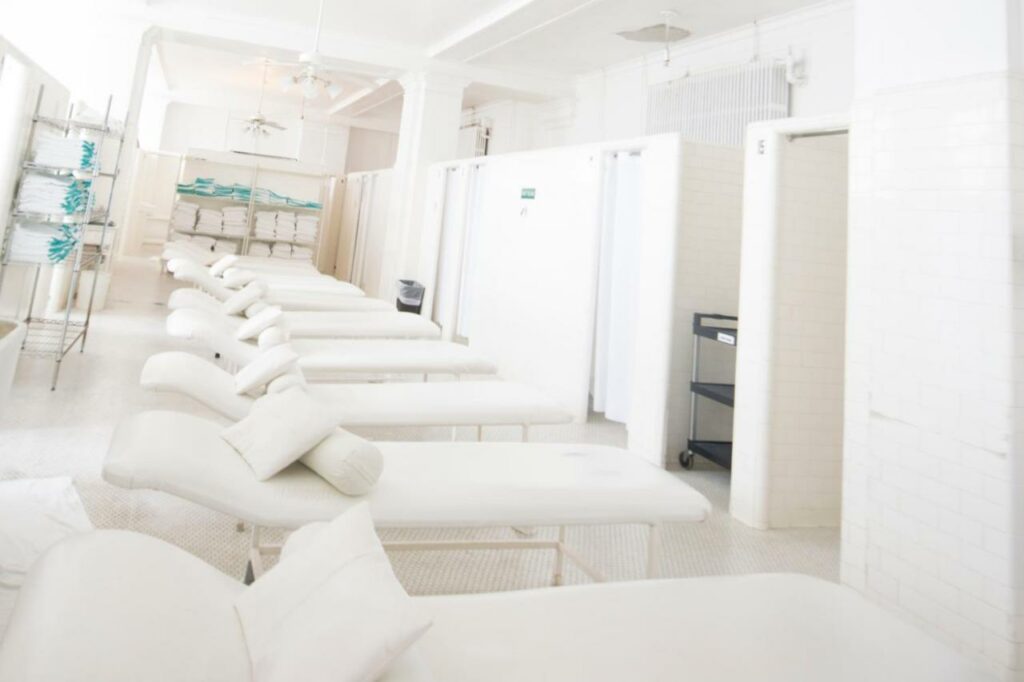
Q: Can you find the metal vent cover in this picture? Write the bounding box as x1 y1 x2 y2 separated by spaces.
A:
617 24 691 43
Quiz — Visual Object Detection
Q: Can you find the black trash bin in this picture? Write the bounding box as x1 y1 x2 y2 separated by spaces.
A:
396 279 425 314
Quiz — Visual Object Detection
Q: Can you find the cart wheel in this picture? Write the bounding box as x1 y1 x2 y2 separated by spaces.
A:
679 451 695 470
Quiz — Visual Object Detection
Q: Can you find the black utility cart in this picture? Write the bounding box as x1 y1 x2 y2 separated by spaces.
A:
680 313 737 470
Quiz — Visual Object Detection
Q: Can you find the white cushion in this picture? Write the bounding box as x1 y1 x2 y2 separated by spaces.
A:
236 306 284 341
266 371 306 394
221 387 337 481
234 345 299 395
223 282 267 316
257 326 290 350
246 301 269 318
301 429 384 496
234 503 431 682
209 255 239 277
223 268 261 290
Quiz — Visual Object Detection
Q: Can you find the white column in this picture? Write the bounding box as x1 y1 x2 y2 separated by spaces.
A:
377 71 467 299
845 1 1024 678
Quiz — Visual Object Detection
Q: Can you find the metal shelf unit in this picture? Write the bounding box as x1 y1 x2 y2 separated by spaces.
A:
0 86 125 390
681 313 738 470
168 153 329 263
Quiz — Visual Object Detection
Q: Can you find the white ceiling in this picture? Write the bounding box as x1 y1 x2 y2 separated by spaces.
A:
154 0 824 76
148 0 824 129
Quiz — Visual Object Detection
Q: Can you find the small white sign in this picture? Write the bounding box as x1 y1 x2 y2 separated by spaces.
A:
716 332 735 345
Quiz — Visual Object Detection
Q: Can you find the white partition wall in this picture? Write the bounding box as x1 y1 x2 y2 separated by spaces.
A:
418 135 744 466
335 169 393 297
730 115 850 530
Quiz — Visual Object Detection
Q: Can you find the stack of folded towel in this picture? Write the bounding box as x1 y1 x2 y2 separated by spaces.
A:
291 245 313 261
34 136 96 170
254 211 277 240
270 242 293 259
170 201 198 232
295 215 319 245
275 211 297 243
221 206 248 237
214 239 238 254
190 235 217 251
7 223 78 263
17 175 91 214
248 241 272 257
196 209 222 234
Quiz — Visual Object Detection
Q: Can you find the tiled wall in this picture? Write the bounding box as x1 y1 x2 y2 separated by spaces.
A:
663 142 744 466
767 135 848 527
843 73 1022 678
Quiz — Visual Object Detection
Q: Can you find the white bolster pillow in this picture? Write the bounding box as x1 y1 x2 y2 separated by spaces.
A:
235 344 299 395
222 268 261 290
300 429 384 496
236 306 283 341
222 281 267 316
209 255 238 277
258 325 290 350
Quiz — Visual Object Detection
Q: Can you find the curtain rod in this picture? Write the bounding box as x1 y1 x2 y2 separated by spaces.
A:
787 128 848 141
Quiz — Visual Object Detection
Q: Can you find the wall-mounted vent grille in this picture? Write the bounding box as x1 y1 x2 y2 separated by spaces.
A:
646 61 789 147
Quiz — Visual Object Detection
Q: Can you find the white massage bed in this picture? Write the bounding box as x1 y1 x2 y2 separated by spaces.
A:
169 258 369 309
166 307 494 379
0 530 993 682
105 410 708 581
168 286 393 314
168 289 439 338
163 242 320 276
141 352 571 435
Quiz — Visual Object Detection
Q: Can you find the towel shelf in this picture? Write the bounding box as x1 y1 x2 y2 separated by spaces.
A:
0 85 125 390
681 313 738 470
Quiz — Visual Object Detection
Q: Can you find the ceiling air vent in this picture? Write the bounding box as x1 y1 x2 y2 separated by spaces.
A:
617 10 690 65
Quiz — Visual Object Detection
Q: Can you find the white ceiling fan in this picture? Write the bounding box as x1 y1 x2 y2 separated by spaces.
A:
243 60 286 136
265 0 378 101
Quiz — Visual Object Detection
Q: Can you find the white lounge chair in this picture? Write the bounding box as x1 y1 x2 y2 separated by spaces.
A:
105 410 708 581
167 289 440 338
0 529 992 681
169 258 368 311
141 352 572 437
162 242 320 276
166 307 495 380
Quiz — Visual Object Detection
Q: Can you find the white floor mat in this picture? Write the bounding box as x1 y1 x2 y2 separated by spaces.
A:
0 477 93 636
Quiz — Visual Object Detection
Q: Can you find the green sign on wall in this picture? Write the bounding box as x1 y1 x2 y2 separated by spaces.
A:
521 188 536 200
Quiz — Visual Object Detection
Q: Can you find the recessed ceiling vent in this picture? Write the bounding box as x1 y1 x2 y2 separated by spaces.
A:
616 24 691 43
617 10 689 66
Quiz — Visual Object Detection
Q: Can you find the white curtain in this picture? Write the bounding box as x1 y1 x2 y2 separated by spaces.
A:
455 164 487 339
592 151 643 423
431 167 464 329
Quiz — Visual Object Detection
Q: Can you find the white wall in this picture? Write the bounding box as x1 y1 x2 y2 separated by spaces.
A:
157 102 351 172
842 1 1024 677
567 0 853 145
345 127 398 173
730 121 848 530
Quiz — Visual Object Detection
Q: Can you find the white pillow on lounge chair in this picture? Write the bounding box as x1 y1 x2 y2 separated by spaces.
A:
223 282 267 316
257 325 289 350
222 268 261 290
221 387 336 480
209 254 238 277
234 503 431 682
245 301 269 318
234 345 298 395
300 429 384 496
266 371 306 394
236 306 283 341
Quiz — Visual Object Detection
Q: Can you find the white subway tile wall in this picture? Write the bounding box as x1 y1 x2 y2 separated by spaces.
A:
769 134 848 527
843 73 1022 678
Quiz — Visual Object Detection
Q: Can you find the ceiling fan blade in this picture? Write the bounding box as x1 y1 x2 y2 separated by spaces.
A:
266 121 287 131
